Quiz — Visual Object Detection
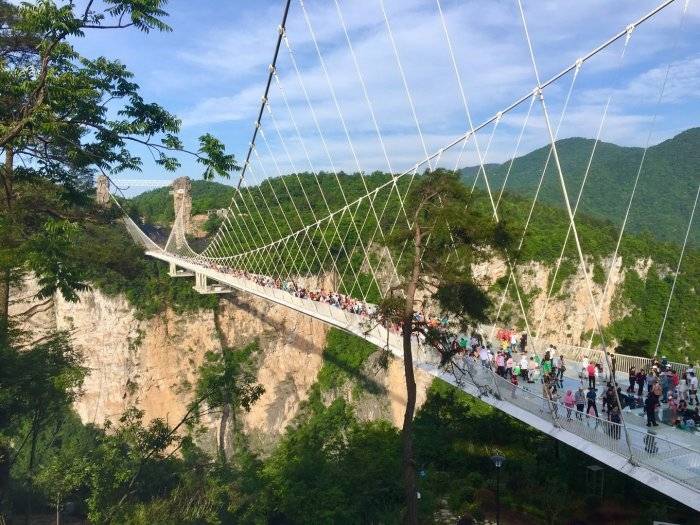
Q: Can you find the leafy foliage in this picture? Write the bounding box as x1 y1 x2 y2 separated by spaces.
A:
461 129 700 245
0 0 237 343
316 328 379 392
262 399 404 524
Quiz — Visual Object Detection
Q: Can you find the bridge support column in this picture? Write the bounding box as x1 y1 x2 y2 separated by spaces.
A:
170 176 192 233
195 272 207 291
192 272 233 294
168 262 194 277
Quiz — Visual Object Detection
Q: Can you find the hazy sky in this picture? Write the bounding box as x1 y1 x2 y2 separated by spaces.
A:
70 0 700 192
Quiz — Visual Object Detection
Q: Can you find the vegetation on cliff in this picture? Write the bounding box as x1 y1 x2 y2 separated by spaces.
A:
129 168 699 362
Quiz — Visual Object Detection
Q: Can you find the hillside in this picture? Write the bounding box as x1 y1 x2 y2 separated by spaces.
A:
133 129 699 245
126 171 699 362
461 128 700 245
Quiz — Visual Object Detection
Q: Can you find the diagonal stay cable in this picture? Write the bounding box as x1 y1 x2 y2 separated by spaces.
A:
515 0 636 458
536 29 639 341
208 0 679 268
654 182 699 357
585 0 692 355
492 64 583 336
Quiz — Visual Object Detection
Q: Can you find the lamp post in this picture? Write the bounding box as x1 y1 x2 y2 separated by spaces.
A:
490 453 505 525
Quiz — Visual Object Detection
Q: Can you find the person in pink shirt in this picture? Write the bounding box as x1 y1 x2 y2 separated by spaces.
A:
564 390 576 421
587 362 597 389
496 353 506 377
506 355 514 379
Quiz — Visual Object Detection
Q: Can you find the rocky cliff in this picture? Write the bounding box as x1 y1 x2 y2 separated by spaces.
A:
10 278 433 454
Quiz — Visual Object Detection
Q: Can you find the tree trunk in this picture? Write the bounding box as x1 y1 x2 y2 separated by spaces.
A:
401 224 423 525
401 319 418 525
1 147 12 209
0 147 13 343
24 415 40 525
218 404 230 462
0 441 10 522
0 268 9 346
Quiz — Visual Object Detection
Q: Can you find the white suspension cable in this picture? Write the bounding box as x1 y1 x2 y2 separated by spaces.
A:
590 0 692 353
493 63 583 335
516 0 635 458
496 94 536 210
199 0 679 267
378 0 432 170
654 182 699 357
279 29 380 300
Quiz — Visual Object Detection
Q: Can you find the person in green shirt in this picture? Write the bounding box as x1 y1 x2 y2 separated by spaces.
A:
542 358 552 375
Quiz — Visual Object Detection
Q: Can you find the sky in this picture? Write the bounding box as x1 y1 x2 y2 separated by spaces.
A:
68 0 700 194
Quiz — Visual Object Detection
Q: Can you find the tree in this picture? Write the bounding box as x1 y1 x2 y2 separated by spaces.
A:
0 0 238 343
83 407 183 524
0 333 86 520
374 169 510 524
190 341 265 462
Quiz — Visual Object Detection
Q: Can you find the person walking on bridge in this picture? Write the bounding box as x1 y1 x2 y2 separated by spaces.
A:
689 372 699 406
627 366 637 393
587 362 597 390
564 390 575 421
660 368 671 403
586 387 599 419
519 331 527 353
574 387 585 420
556 355 565 387
645 393 659 427
636 368 646 397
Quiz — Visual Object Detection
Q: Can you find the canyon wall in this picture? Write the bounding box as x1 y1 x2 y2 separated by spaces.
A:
10 279 432 454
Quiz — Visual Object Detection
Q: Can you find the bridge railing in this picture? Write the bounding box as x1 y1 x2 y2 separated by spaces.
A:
439 353 700 491
478 324 691 374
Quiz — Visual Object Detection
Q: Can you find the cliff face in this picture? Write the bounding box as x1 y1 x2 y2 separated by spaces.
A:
10 255 643 451
472 255 629 342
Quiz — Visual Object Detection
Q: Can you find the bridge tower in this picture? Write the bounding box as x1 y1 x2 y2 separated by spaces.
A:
95 175 110 207
170 176 192 235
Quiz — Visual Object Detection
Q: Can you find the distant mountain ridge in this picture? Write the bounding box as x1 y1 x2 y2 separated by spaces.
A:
130 128 699 245
460 128 700 245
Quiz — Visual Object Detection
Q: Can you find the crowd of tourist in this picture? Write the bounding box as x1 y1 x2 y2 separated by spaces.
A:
183 257 700 436
625 361 700 429
449 327 700 437
188 258 376 317
188 258 459 333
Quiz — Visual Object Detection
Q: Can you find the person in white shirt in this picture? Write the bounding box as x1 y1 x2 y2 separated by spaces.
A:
479 346 489 368
689 373 699 405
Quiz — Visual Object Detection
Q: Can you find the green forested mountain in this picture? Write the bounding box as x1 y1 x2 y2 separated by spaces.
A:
461 128 700 245
127 170 698 362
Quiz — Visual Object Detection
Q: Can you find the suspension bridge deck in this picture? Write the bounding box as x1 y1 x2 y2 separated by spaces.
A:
146 249 700 510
